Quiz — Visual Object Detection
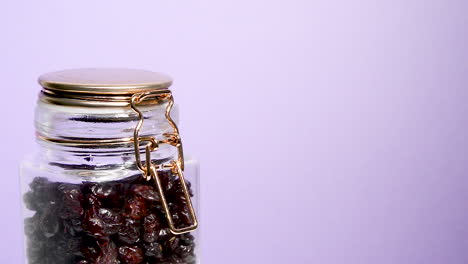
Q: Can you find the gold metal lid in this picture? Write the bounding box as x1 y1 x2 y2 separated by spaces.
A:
39 68 173 94
38 68 173 107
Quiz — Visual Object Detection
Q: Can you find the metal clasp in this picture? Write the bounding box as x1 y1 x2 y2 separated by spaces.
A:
150 161 198 234
130 91 198 234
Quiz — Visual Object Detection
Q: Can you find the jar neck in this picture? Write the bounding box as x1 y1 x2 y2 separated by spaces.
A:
34 100 179 172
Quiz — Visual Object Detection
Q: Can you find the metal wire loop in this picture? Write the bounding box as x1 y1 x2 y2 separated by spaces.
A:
130 91 196 234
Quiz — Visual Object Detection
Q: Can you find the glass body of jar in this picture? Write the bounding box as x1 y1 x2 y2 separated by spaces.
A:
19 69 200 264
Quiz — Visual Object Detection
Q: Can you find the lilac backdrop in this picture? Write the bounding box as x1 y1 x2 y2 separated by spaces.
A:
1 0 467 263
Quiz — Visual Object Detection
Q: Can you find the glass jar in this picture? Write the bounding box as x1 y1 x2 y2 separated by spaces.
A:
20 68 199 264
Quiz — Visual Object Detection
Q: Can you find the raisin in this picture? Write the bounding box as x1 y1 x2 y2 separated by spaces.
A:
131 185 160 202
165 236 180 252
83 207 122 238
38 210 60 238
180 233 195 246
143 242 163 258
80 239 100 261
174 244 194 258
118 245 144 264
96 241 119 264
24 215 39 237
97 208 122 234
124 196 147 220
156 228 171 243
23 191 38 211
86 194 102 208
57 184 83 219
90 183 124 207
28 177 59 210
118 218 140 245
23 175 197 264
63 218 83 236
142 214 161 242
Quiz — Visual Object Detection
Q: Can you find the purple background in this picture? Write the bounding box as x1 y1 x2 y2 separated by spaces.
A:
1 0 468 263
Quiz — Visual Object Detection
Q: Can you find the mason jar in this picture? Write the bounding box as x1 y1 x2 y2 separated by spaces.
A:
20 68 199 264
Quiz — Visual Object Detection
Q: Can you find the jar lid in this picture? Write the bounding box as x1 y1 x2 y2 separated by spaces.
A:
39 68 173 94
38 68 173 107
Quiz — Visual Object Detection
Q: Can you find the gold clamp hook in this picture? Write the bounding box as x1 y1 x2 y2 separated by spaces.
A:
130 91 198 235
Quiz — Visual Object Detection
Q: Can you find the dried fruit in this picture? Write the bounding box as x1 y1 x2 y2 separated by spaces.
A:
142 214 160 242
125 196 147 220
131 185 159 202
118 245 144 264
23 173 196 264
83 207 122 238
96 241 119 264
143 242 163 258
57 184 83 219
118 218 140 245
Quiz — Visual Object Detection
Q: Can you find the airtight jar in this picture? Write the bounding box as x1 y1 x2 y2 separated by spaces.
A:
20 68 199 264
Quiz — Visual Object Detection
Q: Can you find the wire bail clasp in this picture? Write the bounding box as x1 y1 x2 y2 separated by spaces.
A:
130 91 198 235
